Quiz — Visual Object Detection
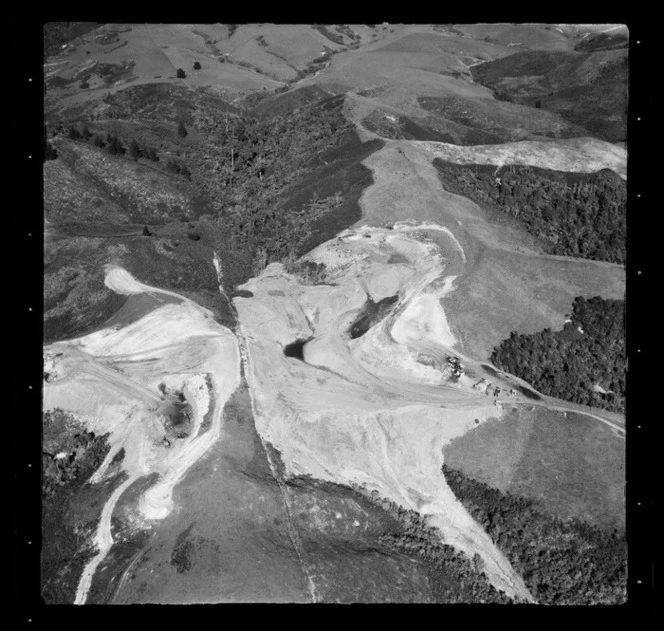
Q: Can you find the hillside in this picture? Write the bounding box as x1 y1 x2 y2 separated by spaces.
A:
40 23 628 606
434 161 626 263
44 83 384 343
443 406 625 531
470 48 628 142
443 465 626 604
491 297 626 413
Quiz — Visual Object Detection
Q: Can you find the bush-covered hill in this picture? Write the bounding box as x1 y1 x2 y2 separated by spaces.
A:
443 465 626 605
44 138 209 224
417 95 592 143
574 31 628 53
491 296 625 413
434 160 626 264
42 408 125 603
44 86 384 341
470 49 628 142
247 84 333 118
98 82 240 125
190 93 383 269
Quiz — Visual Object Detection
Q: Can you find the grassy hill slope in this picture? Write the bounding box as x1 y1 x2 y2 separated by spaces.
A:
358 140 625 361
443 406 625 531
453 24 574 51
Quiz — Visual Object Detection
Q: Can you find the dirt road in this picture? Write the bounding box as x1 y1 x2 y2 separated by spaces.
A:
235 224 535 601
44 266 241 605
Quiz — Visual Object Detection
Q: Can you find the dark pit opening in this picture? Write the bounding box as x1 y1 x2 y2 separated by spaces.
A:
283 338 312 360
349 295 399 339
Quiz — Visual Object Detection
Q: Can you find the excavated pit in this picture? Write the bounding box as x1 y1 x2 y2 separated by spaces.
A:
283 338 313 360
349 295 399 339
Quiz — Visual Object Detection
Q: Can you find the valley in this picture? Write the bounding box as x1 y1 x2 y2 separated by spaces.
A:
40 22 628 605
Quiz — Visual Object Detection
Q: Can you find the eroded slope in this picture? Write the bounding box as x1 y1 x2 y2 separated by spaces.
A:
235 224 536 601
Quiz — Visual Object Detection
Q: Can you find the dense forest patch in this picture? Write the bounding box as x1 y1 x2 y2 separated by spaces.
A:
491 296 625 413
443 465 626 604
374 502 514 603
433 160 626 264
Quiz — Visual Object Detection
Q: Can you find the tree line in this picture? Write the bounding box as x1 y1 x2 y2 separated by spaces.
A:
491 296 625 413
434 160 626 264
364 485 514 603
64 123 191 179
443 465 627 605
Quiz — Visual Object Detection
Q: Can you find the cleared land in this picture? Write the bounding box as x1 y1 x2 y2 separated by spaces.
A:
235 224 545 601
42 23 627 605
43 268 241 603
357 140 625 360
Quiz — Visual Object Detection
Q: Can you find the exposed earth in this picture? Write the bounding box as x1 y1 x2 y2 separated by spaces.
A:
41 22 627 605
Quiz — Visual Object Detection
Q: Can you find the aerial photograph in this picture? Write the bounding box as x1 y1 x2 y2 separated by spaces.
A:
40 22 630 605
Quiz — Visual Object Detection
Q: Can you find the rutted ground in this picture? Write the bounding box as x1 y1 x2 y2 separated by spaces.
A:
357 139 625 360
235 224 535 601
43 266 240 604
41 134 626 605
42 22 627 605
41 136 625 604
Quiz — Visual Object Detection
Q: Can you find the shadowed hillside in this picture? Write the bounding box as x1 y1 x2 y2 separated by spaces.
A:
470 48 628 142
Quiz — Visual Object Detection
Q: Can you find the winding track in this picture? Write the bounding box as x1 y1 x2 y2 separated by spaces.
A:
45 267 242 605
234 225 539 602
56 225 621 604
